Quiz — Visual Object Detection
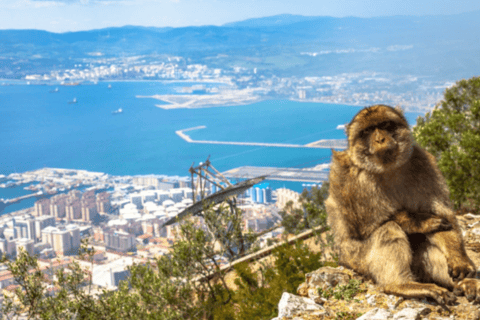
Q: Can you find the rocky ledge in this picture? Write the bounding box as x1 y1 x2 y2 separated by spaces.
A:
272 213 480 320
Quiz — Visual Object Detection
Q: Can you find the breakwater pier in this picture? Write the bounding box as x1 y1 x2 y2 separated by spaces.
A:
175 126 347 149
1 191 45 205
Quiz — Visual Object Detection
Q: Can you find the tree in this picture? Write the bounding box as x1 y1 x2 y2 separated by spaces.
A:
413 76 480 211
280 182 329 234
221 240 326 320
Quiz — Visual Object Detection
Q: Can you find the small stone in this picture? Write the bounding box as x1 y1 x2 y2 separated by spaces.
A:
297 282 308 297
387 295 404 310
356 308 392 320
367 295 377 306
277 292 324 319
464 213 478 220
393 308 422 320
313 296 327 305
471 310 480 320
470 227 480 236
307 288 319 300
417 307 431 316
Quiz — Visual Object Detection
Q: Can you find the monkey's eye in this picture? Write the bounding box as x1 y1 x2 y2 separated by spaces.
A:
378 121 397 132
359 127 374 138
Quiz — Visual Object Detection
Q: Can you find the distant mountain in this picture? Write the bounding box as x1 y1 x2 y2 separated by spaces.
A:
0 11 479 80
223 14 324 27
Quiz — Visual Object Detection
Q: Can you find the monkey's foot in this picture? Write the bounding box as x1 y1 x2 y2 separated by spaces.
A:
447 257 476 281
453 278 480 303
384 282 456 306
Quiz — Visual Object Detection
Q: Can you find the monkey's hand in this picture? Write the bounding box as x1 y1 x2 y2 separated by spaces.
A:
393 211 452 234
447 255 477 281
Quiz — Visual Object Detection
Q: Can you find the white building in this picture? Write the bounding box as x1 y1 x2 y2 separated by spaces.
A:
16 238 35 256
92 258 134 289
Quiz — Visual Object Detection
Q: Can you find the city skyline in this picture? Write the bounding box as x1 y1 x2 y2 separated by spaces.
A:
1 0 480 33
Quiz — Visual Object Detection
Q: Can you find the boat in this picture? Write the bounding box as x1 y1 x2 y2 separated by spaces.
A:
112 108 123 114
49 87 59 93
108 84 112 89
69 98 77 104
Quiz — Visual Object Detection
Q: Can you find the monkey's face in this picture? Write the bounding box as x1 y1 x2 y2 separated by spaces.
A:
347 105 413 173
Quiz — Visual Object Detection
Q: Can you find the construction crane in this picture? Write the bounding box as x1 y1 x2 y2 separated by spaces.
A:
164 156 266 226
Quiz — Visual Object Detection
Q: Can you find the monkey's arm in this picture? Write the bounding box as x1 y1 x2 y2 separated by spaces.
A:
393 211 452 234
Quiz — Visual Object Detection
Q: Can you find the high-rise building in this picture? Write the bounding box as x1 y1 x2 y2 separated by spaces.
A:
50 194 67 220
66 199 82 221
35 216 55 242
157 191 170 204
276 188 301 210
96 192 112 214
130 194 142 209
104 230 135 253
141 190 157 204
66 224 80 254
0 238 16 257
34 198 51 217
15 218 36 242
169 189 183 203
42 225 80 256
263 187 273 203
255 188 264 203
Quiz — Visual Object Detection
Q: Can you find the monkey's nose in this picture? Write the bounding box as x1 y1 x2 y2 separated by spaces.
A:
376 137 385 144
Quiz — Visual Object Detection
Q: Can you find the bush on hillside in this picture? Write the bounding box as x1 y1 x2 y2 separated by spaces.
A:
413 76 480 211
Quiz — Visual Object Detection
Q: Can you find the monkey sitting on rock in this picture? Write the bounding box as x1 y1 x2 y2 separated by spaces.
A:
326 104 479 305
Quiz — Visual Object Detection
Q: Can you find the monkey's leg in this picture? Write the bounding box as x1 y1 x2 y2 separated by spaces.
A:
363 221 456 305
427 229 476 281
410 235 455 290
410 235 480 302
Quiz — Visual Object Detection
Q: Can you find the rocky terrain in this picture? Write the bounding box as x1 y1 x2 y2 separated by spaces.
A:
272 213 480 320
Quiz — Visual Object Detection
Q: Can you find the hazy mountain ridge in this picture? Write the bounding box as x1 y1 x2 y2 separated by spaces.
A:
0 11 479 80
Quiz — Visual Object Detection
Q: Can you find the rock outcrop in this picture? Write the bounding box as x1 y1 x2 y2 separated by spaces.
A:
272 213 480 320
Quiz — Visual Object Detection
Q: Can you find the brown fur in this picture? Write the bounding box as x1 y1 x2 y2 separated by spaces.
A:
325 104 477 305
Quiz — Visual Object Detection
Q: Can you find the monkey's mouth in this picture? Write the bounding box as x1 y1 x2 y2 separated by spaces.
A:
376 148 397 164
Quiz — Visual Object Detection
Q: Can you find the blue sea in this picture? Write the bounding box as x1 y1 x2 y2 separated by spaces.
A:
0 81 423 213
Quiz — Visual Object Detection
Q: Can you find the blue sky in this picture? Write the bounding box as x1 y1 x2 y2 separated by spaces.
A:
1 0 480 33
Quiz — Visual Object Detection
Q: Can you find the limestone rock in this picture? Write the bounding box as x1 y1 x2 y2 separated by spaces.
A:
392 307 431 320
297 266 352 301
305 266 351 291
356 308 392 320
277 292 324 319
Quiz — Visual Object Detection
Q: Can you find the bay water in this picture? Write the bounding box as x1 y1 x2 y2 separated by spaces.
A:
0 81 423 213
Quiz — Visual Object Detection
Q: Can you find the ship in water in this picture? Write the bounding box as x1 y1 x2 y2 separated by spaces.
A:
69 98 77 104
49 87 59 93
108 84 112 89
112 108 123 114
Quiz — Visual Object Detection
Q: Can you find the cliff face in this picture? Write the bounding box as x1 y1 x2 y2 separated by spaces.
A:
272 213 480 320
